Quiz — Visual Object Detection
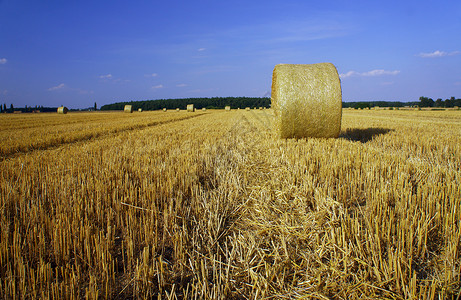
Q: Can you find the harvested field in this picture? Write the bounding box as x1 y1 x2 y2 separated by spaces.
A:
0 109 460 299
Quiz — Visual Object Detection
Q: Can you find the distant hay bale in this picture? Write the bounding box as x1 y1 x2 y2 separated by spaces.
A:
271 63 342 139
259 107 263 110
124 105 133 113
187 104 194 112
176 108 180 112
138 108 143 112
245 107 250 111
225 106 231 111
202 108 207 111
57 106 68 114
163 108 167 112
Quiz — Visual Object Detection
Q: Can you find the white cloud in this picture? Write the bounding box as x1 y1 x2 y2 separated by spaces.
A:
99 74 113 79
197 48 206 52
0 58 7 64
145 73 158 77
417 50 460 58
48 83 66 91
152 84 163 89
340 69 400 79
176 83 187 87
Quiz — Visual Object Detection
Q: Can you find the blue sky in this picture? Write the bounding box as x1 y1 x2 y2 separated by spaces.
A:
1 0 461 109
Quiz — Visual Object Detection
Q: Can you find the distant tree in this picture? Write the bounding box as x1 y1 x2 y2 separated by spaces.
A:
419 96 434 107
0 104 2 113
3 103 6 112
9 103 14 113
435 98 443 107
94 102 97 111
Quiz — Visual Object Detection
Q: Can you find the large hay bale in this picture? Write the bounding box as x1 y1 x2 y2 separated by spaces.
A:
187 104 194 112
57 106 68 114
271 63 342 138
225 106 231 111
124 105 133 113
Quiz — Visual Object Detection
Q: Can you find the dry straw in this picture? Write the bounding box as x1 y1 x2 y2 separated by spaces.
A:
124 105 133 113
271 63 342 139
202 108 207 111
163 108 167 112
187 104 194 112
176 108 180 112
245 107 250 111
57 106 68 114
138 108 143 112
225 106 231 111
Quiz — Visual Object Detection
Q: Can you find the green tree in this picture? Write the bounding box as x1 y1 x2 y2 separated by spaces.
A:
419 96 434 107
94 102 97 111
435 98 443 107
9 103 14 113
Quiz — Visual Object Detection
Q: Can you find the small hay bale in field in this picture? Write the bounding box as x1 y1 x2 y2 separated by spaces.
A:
271 63 342 139
163 108 167 112
202 107 207 111
138 108 143 112
176 108 180 112
57 106 68 114
187 104 194 112
124 105 133 113
259 107 263 110
245 107 250 111
225 106 231 111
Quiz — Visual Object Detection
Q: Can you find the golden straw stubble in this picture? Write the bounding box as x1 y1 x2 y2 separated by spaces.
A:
271 63 342 139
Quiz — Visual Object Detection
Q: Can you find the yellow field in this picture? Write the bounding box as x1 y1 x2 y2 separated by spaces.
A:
0 109 460 299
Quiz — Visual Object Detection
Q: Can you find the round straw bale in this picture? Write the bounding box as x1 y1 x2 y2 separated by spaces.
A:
271 63 342 138
245 107 250 111
225 106 231 111
124 105 133 113
187 104 194 112
57 106 68 114
163 108 167 112
138 108 143 112
202 107 207 111
176 108 180 112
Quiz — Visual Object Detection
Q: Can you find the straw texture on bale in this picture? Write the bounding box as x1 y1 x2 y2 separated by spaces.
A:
271 63 342 139
187 104 194 112
57 106 68 114
225 106 231 111
124 105 133 113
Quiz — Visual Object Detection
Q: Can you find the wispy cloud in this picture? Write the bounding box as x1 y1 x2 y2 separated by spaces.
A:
48 83 66 91
340 69 400 79
0 58 7 64
176 83 188 87
197 48 206 52
417 50 460 58
99 74 113 79
145 73 158 77
152 84 163 89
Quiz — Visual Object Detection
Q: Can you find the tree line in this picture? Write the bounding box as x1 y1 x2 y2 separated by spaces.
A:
100 97 271 111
